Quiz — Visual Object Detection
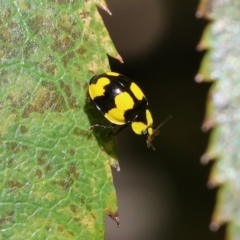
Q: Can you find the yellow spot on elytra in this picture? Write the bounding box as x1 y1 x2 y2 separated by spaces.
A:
105 92 134 124
148 127 153 135
131 121 147 135
115 92 134 110
131 109 153 135
89 77 110 99
106 72 120 76
146 109 153 126
130 82 144 101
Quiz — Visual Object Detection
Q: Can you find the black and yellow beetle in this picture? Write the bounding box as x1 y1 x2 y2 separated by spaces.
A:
88 72 171 150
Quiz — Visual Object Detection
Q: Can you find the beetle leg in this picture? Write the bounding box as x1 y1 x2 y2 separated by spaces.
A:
90 124 115 137
90 123 130 137
87 95 91 102
89 124 113 130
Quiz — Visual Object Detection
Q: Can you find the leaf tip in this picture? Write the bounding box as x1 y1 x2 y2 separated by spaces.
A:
209 221 220 232
102 5 112 15
196 42 206 52
200 153 211 165
195 10 203 19
113 163 121 172
207 179 218 189
117 54 124 63
108 213 120 227
195 73 204 83
201 118 215 132
196 1 212 20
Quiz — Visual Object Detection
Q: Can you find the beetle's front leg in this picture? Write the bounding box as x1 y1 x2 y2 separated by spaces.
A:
89 123 115 137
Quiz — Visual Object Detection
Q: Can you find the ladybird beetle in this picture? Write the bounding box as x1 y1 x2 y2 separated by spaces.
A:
88 72 171 150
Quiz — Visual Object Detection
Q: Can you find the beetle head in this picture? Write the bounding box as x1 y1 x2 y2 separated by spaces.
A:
146 115 172 150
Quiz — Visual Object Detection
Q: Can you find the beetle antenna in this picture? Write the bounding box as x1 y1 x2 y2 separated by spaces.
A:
153 115 172 135
147 115 172 150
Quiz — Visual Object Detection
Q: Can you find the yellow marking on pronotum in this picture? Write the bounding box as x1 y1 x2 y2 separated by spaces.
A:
89 77 110 99
146 109 153 126
146 109 153 135
131 121 148 135
106 72 120 77
147 127 153 136
105 92 134 125
131 109 153 135
130 82 144 101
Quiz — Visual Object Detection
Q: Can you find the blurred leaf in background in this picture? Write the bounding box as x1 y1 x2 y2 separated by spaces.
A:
197 0 240 239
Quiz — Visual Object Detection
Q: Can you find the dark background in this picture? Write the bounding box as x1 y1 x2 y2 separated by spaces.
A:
100 0 225 239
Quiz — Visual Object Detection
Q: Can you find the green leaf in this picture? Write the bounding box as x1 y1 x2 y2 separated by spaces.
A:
0 0 120 239
197 1 240 239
